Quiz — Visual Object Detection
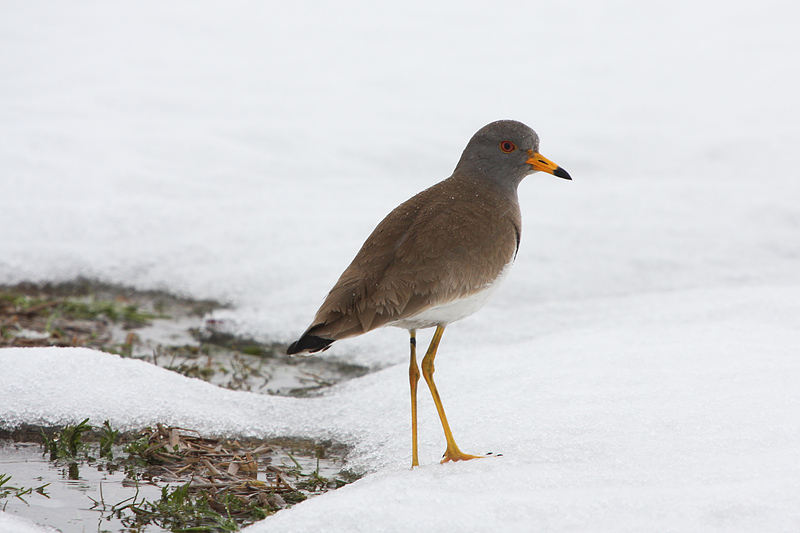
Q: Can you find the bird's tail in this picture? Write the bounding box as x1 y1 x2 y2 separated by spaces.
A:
286 330 335 355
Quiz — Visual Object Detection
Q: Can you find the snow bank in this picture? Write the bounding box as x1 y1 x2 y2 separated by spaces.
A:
3 284 799 531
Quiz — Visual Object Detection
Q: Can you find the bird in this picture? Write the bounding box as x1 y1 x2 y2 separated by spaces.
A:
287 120 571 467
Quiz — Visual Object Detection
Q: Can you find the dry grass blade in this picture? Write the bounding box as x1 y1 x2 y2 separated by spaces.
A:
130 424 338 512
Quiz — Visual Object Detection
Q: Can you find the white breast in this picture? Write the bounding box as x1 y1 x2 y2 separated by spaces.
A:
389 260 514 330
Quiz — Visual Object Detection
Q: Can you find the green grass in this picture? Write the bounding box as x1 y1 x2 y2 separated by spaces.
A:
0 474 50 506
99 420 119 460
22 420 359 531
42 418 93 460
54 298 167 327
1 291 168 328
123 483 268 532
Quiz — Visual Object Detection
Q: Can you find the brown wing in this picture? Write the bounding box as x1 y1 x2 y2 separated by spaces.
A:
290 176 520 351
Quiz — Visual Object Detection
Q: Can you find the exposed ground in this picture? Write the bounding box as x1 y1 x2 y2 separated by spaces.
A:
0 279 367 531
0 279 370 397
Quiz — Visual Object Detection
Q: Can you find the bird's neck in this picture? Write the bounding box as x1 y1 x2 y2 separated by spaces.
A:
450 168 523 203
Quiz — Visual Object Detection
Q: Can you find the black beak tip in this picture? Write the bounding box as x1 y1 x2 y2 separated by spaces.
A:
554 166 572 180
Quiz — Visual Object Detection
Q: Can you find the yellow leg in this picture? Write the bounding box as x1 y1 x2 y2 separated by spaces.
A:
421 325 481 463
409 329 420 468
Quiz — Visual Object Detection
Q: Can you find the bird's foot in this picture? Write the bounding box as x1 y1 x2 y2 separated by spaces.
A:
440 449 503 463
440 448 483 463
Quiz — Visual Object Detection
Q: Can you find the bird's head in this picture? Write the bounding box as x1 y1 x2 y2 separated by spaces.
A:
454 120 571 187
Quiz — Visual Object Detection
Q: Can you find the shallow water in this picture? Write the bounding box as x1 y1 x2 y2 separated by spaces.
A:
1 439 345 532
1 441 165 532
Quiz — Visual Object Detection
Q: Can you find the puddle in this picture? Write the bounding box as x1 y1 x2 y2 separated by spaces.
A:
0 426 355 532
1 441 165 532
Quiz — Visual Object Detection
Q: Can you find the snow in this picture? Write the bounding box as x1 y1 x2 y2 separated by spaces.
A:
0 513 58 533
2 0 800 531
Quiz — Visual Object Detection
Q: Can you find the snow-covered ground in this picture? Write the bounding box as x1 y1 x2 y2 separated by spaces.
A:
2 1 799 531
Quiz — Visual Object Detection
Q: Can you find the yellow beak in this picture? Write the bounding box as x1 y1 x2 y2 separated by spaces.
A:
526 151 572 180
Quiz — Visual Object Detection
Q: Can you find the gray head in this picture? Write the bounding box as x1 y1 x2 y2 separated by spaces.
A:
454 120 571 188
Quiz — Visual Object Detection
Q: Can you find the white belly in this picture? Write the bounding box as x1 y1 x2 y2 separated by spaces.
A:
389 260 514 330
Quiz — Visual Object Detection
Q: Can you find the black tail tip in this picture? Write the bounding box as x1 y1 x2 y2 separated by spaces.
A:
287 335 335 355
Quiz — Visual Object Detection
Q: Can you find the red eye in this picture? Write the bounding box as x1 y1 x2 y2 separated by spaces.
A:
500 140 516 153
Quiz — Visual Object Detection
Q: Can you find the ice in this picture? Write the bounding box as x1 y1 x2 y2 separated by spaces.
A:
2 0 800 531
